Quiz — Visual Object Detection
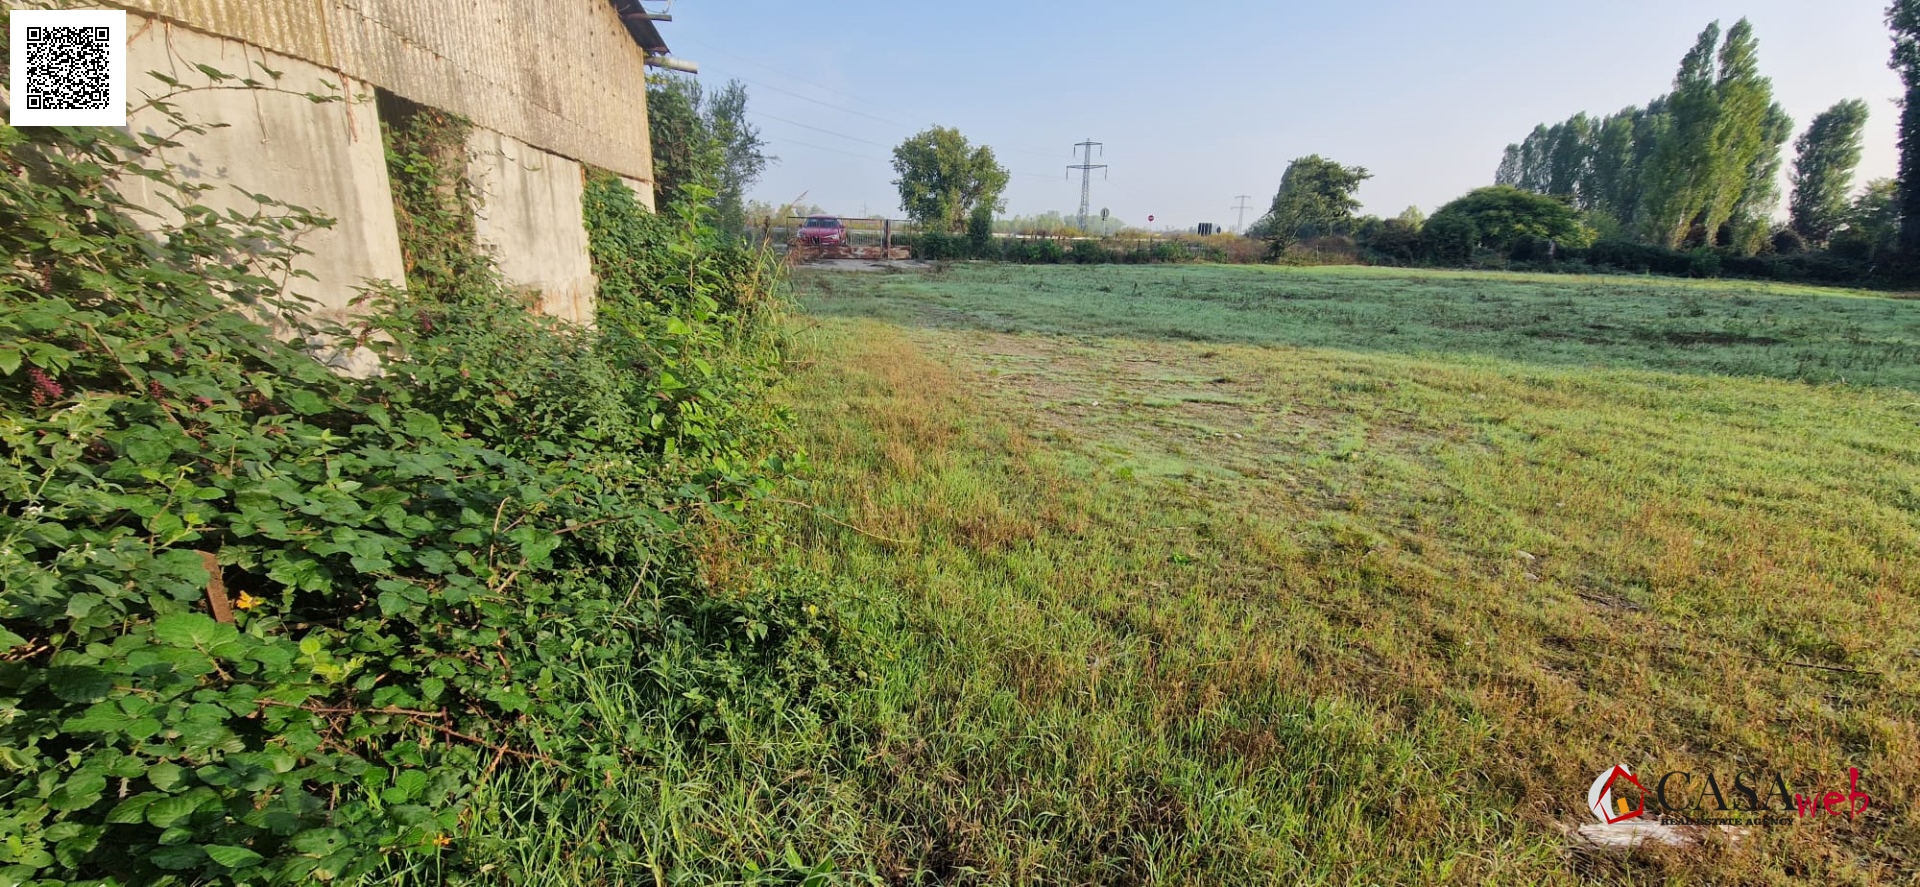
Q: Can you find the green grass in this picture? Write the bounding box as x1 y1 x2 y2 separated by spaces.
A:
766 264 1920 884
801 263 1920 389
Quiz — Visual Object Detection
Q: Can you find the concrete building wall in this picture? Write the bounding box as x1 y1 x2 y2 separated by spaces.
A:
109 0 657 204
84 1 655 327
120 19 405 324
467 129 597 326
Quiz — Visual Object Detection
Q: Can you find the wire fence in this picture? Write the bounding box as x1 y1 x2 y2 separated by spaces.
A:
747 216 917 252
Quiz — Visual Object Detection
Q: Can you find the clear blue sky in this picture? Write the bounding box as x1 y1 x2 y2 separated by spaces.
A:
662 0 1903 231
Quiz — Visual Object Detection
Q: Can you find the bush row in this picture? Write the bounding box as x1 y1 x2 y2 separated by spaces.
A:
1411 238 1879 285
898 231 1193 265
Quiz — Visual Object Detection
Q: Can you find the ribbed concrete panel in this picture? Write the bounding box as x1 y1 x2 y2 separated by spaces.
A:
467 129 598 326
104 0 655 191
117 18 406 323
117 0 333 67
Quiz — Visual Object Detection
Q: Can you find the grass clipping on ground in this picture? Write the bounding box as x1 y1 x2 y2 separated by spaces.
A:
777 264 1919 885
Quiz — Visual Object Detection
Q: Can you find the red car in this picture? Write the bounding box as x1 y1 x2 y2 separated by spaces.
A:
795 214 847 246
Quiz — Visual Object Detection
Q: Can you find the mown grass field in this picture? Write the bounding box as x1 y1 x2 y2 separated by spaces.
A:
776 264 1920 884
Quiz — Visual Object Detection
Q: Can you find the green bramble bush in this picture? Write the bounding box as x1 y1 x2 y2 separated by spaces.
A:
0 24 857 885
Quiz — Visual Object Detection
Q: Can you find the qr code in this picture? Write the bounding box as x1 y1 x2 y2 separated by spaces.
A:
25 26 111 110
10 9 127 127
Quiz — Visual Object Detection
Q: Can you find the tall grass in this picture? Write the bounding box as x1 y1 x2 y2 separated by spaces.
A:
768 265 1919 884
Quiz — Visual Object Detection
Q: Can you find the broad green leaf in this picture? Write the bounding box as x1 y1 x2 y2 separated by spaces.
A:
120 426 174 466
106 792 159 824
392 769 429 802
401 413 441 437
146 793 203 827
146 761 187 791
290 827 348 855
149 843 207 870
284 390 327 415
204 845 265 868
377 591 410 617
47 666 112 703
47 772 107 811
152 613 238 651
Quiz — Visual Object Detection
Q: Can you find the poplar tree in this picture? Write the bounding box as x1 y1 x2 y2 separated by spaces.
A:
1724 103 1795 253
1702 20 1786 249
1889 0 1920 255
1586 110 1641 220
1547 114 1594 201
1789 100 1871 245
1640 23 1724 248
1519 125 1553 192
1496 144 1523 187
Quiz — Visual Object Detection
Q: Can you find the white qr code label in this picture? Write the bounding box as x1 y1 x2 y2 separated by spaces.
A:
10 9 127 127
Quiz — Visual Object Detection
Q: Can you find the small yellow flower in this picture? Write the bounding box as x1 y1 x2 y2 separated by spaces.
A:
432 834 452 849
234 592 260 610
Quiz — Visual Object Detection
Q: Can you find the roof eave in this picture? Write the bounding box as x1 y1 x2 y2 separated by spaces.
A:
609 0 670 57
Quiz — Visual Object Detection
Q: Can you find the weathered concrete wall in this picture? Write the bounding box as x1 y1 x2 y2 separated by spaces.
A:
107 0 657 203
119 17 405 323
467 129 597 325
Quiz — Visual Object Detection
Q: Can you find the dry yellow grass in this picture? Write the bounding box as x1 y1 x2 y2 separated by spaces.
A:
777 265 1920 885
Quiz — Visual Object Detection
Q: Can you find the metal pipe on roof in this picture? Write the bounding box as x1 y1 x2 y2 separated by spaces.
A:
645 56 699 74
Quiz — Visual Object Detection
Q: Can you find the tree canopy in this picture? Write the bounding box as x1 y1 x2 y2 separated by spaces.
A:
1426 186 1594 257
646 75 772 236
1833 177 1900 258
1890 0 1920 256
1491 19 1792 255
891 127 1010 233
1789 99 1871 245
1253 155 1371 250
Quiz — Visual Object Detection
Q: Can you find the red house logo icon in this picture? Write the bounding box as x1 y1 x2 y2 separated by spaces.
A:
1588 765 1648 824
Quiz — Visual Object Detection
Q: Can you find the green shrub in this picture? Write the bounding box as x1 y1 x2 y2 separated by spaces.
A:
967 205 994 257
1068 239 1114 264
1771 228 1807 256
1425 186 1594 255
1687 247 1724 279
1419 214 1478 266
0 50 853 886
1582 240 1694 276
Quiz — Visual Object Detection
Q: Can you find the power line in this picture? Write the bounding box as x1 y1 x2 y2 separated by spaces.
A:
676 38 908 123
765 136 890 164
1233 195 1256 233
681 42 1063 162
747 110 1056 182
699 62 906 128
748 110 890 148
1068 139 1107 232
753 121 1055 182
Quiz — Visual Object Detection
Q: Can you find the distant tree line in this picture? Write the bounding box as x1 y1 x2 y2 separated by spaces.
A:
1233 11 1919 284
876 6 1920 282
1475 12 1920 277
1494 19 1803 254
998 211 1133 237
